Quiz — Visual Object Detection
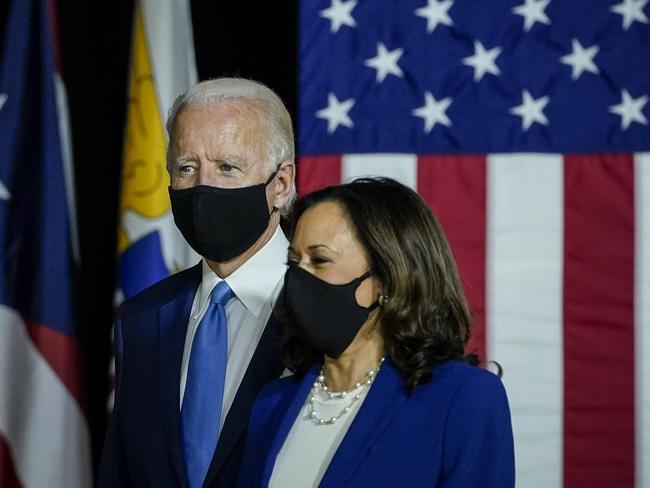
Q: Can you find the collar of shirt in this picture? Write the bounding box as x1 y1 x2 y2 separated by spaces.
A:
194 225 289 318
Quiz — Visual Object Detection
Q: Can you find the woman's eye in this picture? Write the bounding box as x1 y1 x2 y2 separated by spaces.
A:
178 165 194 175
221 163 235 173
312 256 330 265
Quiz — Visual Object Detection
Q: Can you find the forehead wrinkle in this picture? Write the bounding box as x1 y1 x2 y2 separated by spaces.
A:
171 100 269 169
210 100 268 166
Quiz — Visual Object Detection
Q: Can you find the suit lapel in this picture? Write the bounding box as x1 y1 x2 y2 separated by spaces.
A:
159 263 201 488
319 361 407 487
260 366 320 486
203 314 285 487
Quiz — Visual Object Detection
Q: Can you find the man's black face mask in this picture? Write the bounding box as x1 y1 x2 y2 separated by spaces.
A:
169 171 277 262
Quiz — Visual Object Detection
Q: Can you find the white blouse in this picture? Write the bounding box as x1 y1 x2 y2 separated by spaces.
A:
269 382 371 488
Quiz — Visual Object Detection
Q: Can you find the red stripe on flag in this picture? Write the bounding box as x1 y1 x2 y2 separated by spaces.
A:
0 434 22 488
25 320 86 411
297 155 342 195
417 155 487 359
563 155 635 487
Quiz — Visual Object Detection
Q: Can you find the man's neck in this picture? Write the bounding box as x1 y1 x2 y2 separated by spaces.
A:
206 212 281 278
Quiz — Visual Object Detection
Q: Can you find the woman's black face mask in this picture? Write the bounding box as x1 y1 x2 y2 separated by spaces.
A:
279 264 379 358
169 171 277 262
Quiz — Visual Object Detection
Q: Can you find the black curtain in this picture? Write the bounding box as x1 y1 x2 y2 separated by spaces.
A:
49 0 298 472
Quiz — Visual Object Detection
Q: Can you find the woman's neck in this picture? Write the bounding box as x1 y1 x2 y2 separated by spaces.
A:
322 329 384 392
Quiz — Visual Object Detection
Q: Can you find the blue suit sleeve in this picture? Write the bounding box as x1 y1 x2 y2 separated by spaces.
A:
97 318 129 487
438 370 515 488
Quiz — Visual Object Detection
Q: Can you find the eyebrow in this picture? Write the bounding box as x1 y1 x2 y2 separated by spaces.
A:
213 155 250 169
171 156 195 167
171 155 251 169
287 244 338 253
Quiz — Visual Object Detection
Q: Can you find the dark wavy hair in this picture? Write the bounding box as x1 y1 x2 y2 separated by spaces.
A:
279 177 479 389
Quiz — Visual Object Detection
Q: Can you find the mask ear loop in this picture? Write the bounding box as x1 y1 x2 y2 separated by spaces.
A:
366 300 381 312
265 167 280 185
354 269 383 312
356 269 374 282
265 167 281 214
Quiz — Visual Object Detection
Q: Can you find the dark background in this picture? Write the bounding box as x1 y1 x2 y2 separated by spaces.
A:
3 0 298 474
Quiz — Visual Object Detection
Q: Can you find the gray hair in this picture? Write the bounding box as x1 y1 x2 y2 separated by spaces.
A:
166 77 296 214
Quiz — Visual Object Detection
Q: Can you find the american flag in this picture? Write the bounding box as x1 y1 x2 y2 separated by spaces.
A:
298 1 650 486
0 0 91 486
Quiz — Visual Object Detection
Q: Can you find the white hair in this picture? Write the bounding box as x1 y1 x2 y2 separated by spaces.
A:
166 77 297 214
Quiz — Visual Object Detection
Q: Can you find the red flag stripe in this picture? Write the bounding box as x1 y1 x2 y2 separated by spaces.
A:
417 156 487 359
25 320 85 410
563 155 636 487
297 155 342 195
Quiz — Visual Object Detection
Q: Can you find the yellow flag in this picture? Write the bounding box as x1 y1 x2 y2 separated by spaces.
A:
117 0 198 298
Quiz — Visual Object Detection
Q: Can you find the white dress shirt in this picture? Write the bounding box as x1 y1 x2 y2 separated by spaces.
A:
179 225 288 432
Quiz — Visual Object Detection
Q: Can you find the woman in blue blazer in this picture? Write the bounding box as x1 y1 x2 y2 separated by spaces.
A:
239 178 515 487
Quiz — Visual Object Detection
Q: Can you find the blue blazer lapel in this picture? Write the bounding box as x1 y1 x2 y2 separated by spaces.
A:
158 263 201 488
319 361 407 487
203 314 285 486
259 366 320 486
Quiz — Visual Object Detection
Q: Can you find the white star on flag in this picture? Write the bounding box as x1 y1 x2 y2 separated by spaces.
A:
320 0 358 33
609 89 648 129
412 91 452 132
415 0 454 33
560 39 600 80
510 90 550 130
0 93 9 201
462 41 502 81
513 0 551 31
364 43 405 83
316 92 355 133
611 0 649 30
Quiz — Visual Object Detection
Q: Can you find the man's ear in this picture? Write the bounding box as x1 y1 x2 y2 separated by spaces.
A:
271 160 295 207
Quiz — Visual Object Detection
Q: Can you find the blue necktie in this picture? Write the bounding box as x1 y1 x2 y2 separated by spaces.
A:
182 280 234 488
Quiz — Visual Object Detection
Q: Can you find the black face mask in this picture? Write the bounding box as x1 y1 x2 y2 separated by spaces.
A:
281 264 379 358
169 171 277 262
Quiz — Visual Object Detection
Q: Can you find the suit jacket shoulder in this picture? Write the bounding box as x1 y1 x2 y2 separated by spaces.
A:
119 262 202 321
421 360 506 402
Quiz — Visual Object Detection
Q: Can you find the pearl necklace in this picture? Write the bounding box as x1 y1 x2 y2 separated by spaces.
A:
307 357 385 425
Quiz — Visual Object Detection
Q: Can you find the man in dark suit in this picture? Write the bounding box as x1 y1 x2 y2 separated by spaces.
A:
98 77 296 488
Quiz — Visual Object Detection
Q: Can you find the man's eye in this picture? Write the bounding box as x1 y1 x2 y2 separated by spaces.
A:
221 163 234 172
178 165 194 175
